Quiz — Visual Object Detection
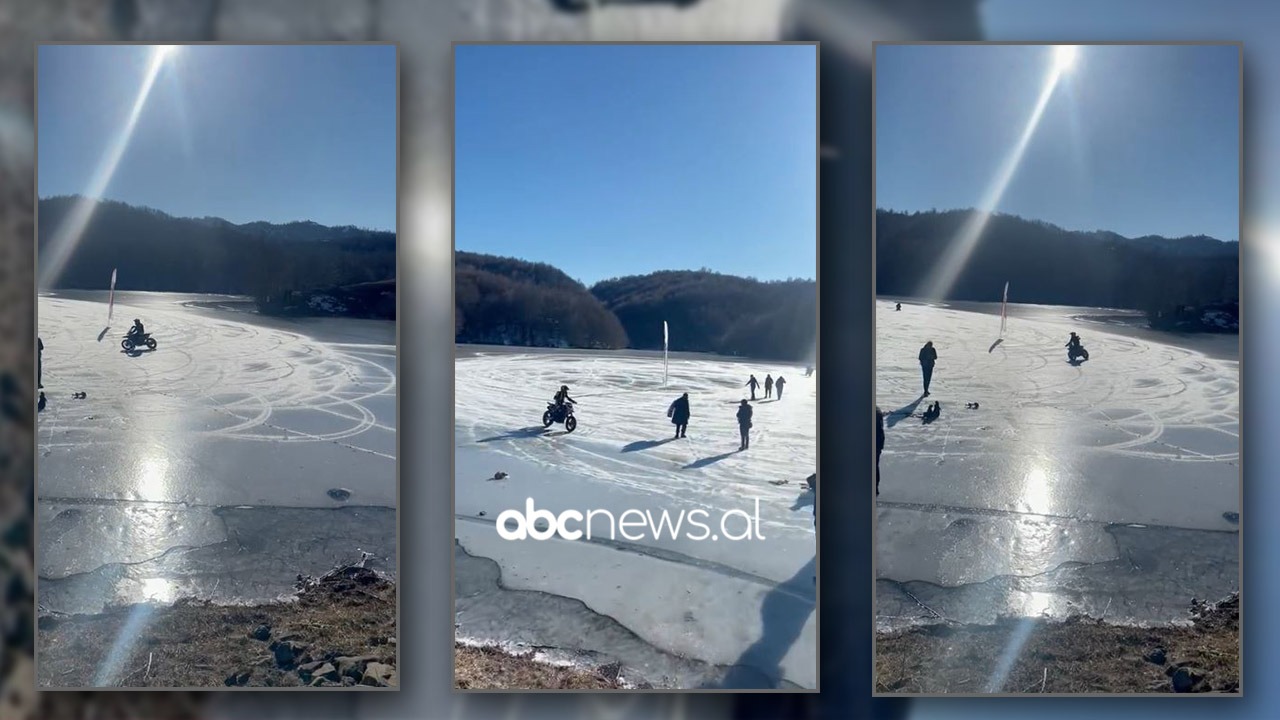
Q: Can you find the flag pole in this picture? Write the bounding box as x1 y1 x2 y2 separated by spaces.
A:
663 321 669 386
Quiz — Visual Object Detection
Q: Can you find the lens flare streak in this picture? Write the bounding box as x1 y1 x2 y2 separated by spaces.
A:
39 47 176 290
921 47 1076 301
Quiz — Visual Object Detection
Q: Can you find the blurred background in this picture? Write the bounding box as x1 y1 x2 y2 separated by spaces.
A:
0 0 1274 719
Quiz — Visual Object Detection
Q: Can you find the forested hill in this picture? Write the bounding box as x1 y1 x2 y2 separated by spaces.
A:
37 196 396 317
876 209 1238 329
592 271 816 360
454 253 817 361
455 252 629 349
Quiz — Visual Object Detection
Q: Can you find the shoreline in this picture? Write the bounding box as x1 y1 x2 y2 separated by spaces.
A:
878 296 1238 361
39 291 396 347
456 342 815 366
875 593 1239 694
37 563 398 689
454 641 631 690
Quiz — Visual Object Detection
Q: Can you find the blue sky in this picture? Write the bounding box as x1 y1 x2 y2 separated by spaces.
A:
38 44 396 231
876 42 1240 242
454 44 817 286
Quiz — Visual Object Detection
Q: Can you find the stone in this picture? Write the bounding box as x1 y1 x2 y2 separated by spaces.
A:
597 661 622 682
336 655 378 679
360 662 396 687
302 661 340 684
1171 666 1206 693
328 488 352 501
272 640 308 668
224 670 251 686
1143 647 1166 665
250 624 271 641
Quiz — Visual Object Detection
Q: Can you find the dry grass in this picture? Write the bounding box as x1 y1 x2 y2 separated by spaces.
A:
876 594 1239 694
454 644 625 690
37 566 397 689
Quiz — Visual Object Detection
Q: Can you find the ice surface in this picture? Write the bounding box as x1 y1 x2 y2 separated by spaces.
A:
455 349 816 688
37 293 396 612
876 300 1239 630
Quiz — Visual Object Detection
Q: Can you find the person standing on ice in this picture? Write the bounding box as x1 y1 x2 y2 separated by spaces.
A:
775 375 787 400
918 341 938 396
764 374 774 399
668 392 691 439
37 336 43 390
736 399 754 450
876 405 885 496
746 374 761 400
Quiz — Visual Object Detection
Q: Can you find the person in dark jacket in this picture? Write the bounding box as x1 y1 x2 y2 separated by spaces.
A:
746 374 760 401
810 472 817 539
922 400 941 424
876 406 885 496
553 384 576 408
736 399 753 450
764 374 774 399
668 392 691 438
918 341 938 396
1066 332 1081 350
775 375 787 400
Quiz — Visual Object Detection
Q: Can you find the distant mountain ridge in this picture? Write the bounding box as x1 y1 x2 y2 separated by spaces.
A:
455 253 817 361
191 215 386 242
876 209 1238 330
38 196 395 318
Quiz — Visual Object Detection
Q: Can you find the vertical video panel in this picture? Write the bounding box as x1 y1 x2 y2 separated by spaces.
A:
873 42 1241 695
35 43 399 689
453 42 818 691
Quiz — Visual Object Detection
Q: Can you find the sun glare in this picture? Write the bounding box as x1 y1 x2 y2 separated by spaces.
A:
1053 45 1079 73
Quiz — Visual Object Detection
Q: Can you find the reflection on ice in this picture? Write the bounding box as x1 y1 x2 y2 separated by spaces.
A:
135 455 171 502
140 577 176 604
1018 590 1064 618
1018 464 1054 516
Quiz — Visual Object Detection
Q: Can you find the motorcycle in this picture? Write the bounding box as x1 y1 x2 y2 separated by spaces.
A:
542 401 578 433
1067 344 1089 362
122 332 157 352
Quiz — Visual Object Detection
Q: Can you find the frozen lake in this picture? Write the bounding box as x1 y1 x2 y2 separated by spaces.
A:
36 292 397 616
454 347 817 689
875 299 1239 631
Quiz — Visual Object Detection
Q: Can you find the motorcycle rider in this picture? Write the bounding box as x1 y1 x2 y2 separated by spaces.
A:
552 384 576 417
1066 332 1082 354
128 318 146 341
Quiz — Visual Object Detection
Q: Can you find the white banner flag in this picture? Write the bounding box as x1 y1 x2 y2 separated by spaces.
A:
107 268 117 324
663 321 669 385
